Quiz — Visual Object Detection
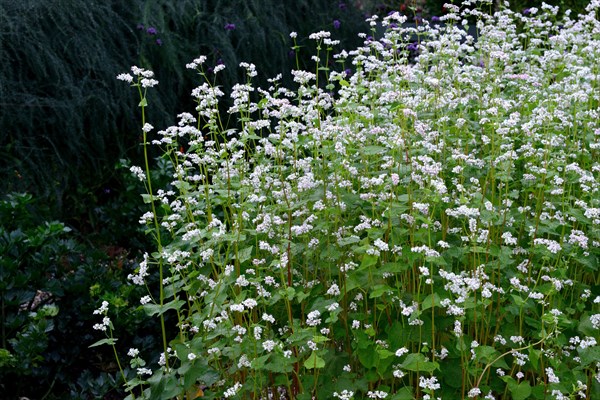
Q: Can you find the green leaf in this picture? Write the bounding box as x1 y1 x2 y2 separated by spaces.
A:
138 97 148 107
400 353 438 372
143 299 185 317
377 348 395 359
577 345 600 367
251 354 271 370
378 262 409 275
369 284 393 299
358 346 379 369
337 236 360 246
360 254 379 269
578 314 598 336
88 338 117 348
509 381 532 400
421 293 442 311
312 335 330 344
236 246 253 264
304 352 325 369
390 387 414 400
529 348 541 370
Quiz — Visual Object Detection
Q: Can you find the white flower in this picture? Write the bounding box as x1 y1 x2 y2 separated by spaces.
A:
393 369 405 378
141 78 159 88
93 301 109 315
367 390 388 398
419 376 441 391
116 73 133 83
262 340 277 352
590 314 600 329
142 123 154 133
327 283 340 296
262 313 275 324
130 165 146 182
533 238 561 254
333 390 354 400
137 367 152 375
242 298 258 309
395 347 409 357
306 310 321 326
546 367 560 383
223 382 242 398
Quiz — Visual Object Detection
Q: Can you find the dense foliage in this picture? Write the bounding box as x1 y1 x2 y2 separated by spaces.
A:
0 193 160 398
1 1 598 399
100 1 600 399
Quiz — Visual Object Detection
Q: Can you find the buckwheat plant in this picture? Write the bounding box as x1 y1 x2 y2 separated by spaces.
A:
99 1 600 398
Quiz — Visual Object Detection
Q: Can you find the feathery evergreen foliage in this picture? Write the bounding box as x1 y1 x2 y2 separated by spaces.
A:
0 0 369 222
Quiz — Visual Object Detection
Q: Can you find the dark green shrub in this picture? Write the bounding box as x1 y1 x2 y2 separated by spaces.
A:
0 193 160 399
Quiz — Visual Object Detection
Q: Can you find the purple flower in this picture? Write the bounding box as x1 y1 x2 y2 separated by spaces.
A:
431 16 440 23
136 23 145 30
156 38 163 46
147 26 157 35
344 68 352 76
338 2 347 10
478 59 485 68
333 19 341 29
523 8 531 15
224 23 236 31
407 42 419 51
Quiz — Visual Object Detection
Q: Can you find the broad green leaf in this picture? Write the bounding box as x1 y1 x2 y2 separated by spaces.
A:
577 345 600 367
421 293 442 311
312 335 330 344
358 346 379 369
251 354 271 370
400 353 438 372
529 348 541 370
337 236 360 246
369 284 393 299
360 254 379 269
304 352 325 369
390 387 414 400
509 381 532 400
235 246 253 264
143 299 185 317
377 348 395 359
378 262 410 275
